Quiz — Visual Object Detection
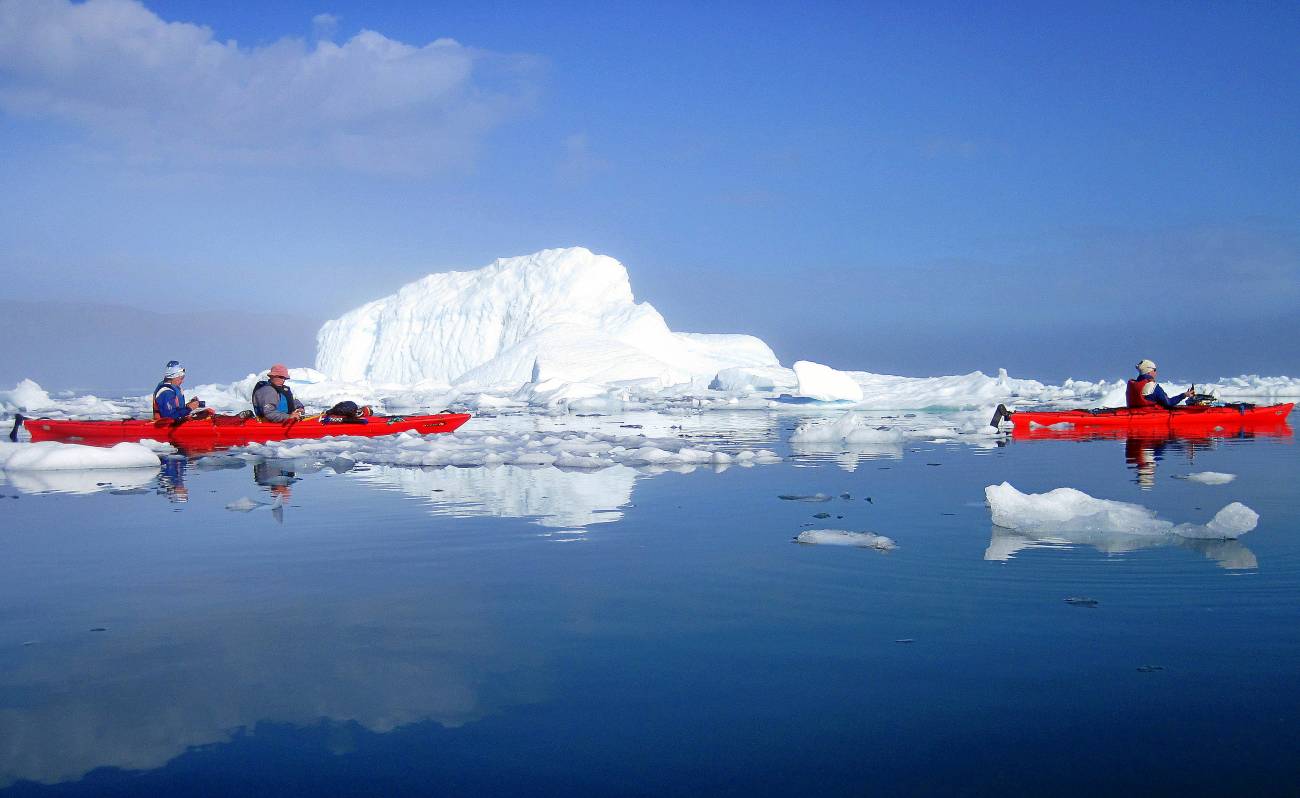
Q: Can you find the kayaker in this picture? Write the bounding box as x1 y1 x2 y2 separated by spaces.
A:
1126 359 1193 410
152 360 210 420
252 363 306 422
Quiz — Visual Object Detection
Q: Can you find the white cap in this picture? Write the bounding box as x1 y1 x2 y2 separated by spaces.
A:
164 360 185 379
1136 359 1156 374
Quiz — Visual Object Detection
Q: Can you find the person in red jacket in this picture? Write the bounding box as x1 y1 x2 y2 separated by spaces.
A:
1126 359 1194 409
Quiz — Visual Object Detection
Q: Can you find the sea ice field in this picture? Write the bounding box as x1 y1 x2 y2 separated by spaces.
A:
1 249 1298 795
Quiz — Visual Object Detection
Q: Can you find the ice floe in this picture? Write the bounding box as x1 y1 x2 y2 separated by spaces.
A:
0 441 160 471
0 379 51 413
230 428 781 472
985 482 1258 539
1182 472 1237 485
794 529 897 550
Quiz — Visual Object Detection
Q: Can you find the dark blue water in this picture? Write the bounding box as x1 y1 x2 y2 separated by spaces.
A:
1 415 1297 796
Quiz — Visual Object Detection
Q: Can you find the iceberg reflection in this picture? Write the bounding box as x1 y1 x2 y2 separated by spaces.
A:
354 462 636 528
984 525 1258 570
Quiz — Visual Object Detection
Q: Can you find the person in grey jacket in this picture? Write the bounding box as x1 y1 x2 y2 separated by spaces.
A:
251 363 306 422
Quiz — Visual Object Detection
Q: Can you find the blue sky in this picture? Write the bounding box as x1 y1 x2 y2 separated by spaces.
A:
1 0 1297 386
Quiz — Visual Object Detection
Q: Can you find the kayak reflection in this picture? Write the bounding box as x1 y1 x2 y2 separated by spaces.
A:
1122 434 1219 491
254 459 299 500
1012 421 1292 490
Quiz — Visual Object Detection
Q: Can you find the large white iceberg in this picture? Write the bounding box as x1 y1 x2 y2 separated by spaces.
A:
315 247 779 389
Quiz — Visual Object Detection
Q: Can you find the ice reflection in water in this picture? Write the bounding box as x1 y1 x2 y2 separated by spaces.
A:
984 525 1259 570
0 466 157 496
355 463 637 529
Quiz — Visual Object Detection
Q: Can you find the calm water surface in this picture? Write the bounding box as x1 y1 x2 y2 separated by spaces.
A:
1 411 1297 796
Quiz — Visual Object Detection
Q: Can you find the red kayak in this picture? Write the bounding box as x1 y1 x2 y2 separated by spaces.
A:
18 412 471 450
1008 403 1293 434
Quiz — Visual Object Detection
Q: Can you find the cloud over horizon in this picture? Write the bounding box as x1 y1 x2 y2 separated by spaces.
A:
0 0 543 175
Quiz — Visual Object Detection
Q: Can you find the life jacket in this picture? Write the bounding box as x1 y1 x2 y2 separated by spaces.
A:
252 379 297 419
1126 375 1157 408
152 381 185 420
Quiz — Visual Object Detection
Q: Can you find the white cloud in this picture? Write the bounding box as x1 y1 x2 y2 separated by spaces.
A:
0 0 542 175
311 12 339 41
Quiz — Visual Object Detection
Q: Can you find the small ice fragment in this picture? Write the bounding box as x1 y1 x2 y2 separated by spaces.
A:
1185 472 1236 485
895 639 914 644
1064 597 1099 608
794 529 897 550
89 627 107 632
1136 665 1165 673
779 493 833 502
813 512 831 519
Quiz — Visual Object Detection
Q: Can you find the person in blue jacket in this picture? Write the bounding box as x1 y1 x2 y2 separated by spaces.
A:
152 360 209 420
1126 359 1194 409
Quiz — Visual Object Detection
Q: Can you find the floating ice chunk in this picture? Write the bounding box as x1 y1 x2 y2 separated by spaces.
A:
709 366 796 393
790 411 905 444
985 482 1258 540
0 441 160 471
0 379 53 412
792 361 864 402
795 529 897 550
1175 503 1259 539
1184 472 1237 485
779 493 833 502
